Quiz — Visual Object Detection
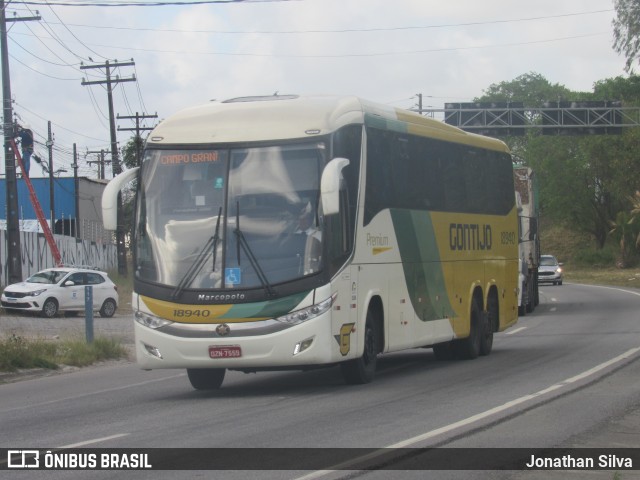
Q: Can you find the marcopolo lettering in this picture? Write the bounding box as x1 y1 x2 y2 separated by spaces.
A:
449 223 492 251
198 293 246 302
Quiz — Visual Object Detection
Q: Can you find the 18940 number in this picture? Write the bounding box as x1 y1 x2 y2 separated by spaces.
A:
174 309 211 318
500 231 516 245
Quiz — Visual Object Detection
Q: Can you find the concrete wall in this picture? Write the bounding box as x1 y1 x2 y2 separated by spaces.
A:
0 229 117 287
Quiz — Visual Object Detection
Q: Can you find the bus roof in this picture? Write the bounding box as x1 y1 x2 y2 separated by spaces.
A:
147 95 509 153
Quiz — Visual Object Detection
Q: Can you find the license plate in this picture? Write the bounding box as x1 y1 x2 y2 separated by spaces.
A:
209 345 242 359
6 298 17 302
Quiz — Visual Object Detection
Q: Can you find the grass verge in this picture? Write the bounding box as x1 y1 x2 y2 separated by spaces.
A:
0 335 128 373
564 265 640 289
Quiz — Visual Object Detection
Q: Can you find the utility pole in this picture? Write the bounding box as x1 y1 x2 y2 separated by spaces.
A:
81 60 135 276
117 112 157 166
86 149 110 179
47 121 55 230
72 144 79 238
415 93 423 115
1 3 40 283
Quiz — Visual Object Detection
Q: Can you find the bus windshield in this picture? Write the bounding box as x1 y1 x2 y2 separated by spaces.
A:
135 142 326 291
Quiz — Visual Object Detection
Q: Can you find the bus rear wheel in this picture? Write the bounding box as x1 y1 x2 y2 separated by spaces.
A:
341 309 379 384
454 297 484 360
481 294 497 356
187 368 226 390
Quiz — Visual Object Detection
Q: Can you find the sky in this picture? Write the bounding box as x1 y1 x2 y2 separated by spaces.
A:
0 0 629 179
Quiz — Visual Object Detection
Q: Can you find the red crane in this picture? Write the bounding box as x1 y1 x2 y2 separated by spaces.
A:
11 138 63 267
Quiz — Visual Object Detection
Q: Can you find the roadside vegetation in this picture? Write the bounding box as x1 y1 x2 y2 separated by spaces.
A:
541 223 640 289
0 335 127 373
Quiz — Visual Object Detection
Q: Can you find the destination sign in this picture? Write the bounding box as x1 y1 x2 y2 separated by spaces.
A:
160 151 220 165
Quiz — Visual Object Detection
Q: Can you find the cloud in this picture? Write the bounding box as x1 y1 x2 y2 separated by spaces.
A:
2 0 626 177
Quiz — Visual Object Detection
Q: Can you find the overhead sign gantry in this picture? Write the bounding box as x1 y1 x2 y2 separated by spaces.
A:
419 101 640 136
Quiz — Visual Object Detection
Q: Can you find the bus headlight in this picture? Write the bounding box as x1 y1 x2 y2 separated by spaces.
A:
276 293 337 325
135 311 173 329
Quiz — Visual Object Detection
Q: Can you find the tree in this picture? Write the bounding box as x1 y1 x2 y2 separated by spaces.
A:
629 190 640 250
613 0 640 73
476 73 640 250
120 136 143 251
475 72 581 159
477 72 575 107
609 211 636 267
121 135 145 169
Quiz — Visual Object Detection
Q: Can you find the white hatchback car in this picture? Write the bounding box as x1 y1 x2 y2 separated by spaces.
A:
1 267 119 318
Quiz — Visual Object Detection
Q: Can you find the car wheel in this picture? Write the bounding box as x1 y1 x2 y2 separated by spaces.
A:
99 299 117 318
42 298 59 318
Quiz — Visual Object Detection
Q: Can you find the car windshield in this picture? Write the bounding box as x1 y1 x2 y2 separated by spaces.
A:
26 270 69 284
540 256 558 266
135 142 326 291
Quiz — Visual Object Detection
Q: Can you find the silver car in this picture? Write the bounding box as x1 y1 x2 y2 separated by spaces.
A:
538 255 563 286
1 267 119 318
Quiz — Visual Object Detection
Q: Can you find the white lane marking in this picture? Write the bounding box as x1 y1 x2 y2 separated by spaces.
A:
293 346 640 480
550 307 557 312
391 346 640 446
579 283 640 298
505 327 527 335
60 433 130 448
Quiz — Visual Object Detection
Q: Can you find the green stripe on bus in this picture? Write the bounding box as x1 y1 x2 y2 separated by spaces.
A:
390 209 455 322
223 290 311 319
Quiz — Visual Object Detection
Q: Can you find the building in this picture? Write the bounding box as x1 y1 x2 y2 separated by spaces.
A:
0 177 109 241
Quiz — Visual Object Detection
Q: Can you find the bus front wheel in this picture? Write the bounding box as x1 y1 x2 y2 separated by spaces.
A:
341 309 380 385
187 368 226 390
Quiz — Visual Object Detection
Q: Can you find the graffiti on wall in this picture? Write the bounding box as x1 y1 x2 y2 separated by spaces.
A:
0 230 117 287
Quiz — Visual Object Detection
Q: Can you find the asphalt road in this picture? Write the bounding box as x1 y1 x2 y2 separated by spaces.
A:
1 283 640 480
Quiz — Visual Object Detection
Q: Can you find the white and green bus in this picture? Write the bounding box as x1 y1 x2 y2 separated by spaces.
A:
103 95 519 389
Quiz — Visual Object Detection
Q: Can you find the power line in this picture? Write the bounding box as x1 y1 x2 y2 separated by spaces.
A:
41 0 109 60
43 8 614 35
72 31 611 59
19 0 299 6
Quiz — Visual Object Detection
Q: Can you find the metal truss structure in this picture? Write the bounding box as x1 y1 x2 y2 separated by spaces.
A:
418 101 640 136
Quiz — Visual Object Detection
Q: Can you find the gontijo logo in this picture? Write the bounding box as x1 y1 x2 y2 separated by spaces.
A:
449 223 492 251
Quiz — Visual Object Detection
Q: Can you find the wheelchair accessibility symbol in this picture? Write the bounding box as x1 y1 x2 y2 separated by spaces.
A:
225 268 241 285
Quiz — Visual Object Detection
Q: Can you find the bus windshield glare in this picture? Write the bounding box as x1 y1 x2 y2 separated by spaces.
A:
135 142 326 291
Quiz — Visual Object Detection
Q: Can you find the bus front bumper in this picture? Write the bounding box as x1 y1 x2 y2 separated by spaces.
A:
134 313 339 370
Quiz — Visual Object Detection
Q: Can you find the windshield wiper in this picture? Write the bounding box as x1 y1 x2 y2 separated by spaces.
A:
234 202 276 297
211 207 222 271
171 207 223 301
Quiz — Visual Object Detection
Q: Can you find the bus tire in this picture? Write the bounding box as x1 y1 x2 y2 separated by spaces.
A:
187 368 226 390
481 293 498 356
341 308 379 384
454 297 483 360
433 342 455 361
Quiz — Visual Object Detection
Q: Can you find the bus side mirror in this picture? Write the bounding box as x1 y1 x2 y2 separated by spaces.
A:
102 167 139 230
320 157 349 216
